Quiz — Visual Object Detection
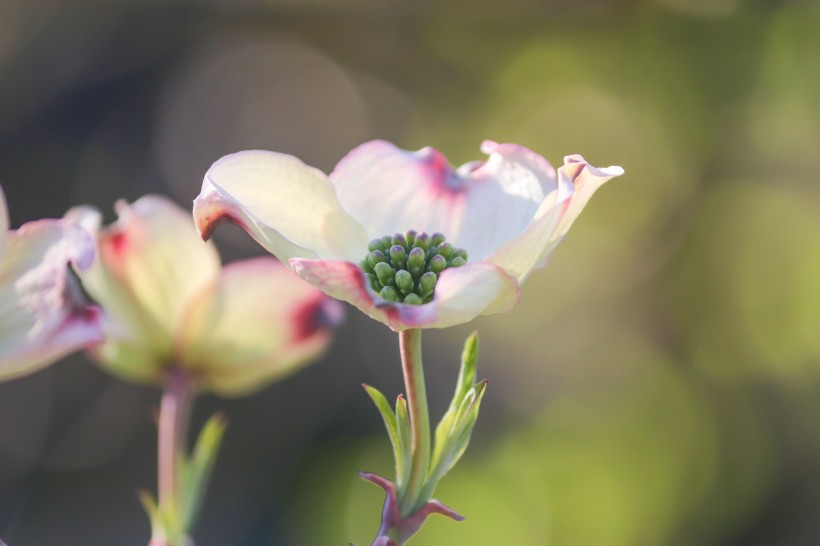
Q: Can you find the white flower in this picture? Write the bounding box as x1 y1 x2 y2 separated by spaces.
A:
0 185 102 379
68 195 342 396
193 140 623 331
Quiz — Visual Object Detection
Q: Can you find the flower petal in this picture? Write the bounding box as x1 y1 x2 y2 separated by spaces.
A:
68 195 222 379
175 257 343 396
194 150 368 262
556 155 625 238
0 220 102 380
289 258 519 331
428 262 521 326
487 155 623 282
329 140 558 260
484 196 568 283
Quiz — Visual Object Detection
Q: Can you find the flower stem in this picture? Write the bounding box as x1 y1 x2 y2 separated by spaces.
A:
398 329 430 516
156 367 194 546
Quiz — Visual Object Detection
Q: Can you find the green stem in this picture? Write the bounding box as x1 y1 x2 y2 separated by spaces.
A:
398 329 430 516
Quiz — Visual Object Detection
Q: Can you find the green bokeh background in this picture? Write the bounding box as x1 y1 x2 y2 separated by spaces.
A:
1 0 819 544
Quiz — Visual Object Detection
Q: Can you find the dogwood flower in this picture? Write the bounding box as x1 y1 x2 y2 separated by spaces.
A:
67 194 343 395
194 140 621 545
0 185 102 380
193 140 623 331
69 194 343 546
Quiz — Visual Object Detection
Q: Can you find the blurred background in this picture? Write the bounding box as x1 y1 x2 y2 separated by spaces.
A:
1 0 819 544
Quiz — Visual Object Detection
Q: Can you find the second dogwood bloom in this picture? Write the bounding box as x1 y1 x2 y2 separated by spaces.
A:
193 140 623 331
68 194 342 546
68 194 341 395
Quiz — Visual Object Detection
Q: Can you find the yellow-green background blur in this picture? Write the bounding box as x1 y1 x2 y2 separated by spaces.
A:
2 0 819 544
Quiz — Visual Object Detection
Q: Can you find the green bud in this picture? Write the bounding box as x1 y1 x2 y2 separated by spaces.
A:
389 245 407 268
361 229 469 306
359 259 374 274
367 273 379 291
392 233 408 249
368 250 387 268
430 254 447 274
437 242 454 260
374 262 396 287
419 271 437 297
407 247 425 276
395 270 414 294
414 232 430 250
380 285 400 302
368 239 387 252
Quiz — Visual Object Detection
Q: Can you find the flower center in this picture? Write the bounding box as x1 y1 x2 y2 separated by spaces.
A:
359 230 468 305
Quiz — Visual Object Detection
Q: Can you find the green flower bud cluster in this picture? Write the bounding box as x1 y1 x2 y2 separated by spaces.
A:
359 229 468 305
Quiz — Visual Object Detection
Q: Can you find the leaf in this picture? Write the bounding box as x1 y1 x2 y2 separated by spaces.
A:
442 380 487 477
180 413 227 532
364 384 404 483
454 332 479 404
395 394 412 491
138 489 166 541
426 380 488 492
431 332 480 476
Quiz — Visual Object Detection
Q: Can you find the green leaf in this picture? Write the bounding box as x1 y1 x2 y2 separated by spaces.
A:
180 413 227 533
138 488 181 543
364 384 404 484
454 332 479 403
443 380 488 476
138 489 163 537
426 380 488 494
395 394 412 491
430 332 480 477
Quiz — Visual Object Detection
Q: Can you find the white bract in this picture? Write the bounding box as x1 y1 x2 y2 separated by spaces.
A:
68 195 342 396
194 140 623 331
0 185 102 380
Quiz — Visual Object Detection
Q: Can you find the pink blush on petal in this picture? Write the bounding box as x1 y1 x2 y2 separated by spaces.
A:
110 231 129 254
418 147 468 196
292 294 344 342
